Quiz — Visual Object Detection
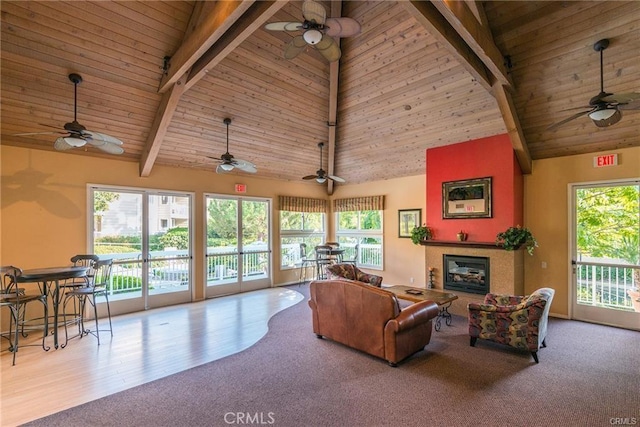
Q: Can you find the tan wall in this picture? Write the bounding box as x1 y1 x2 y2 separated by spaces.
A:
524 146 640 317
1 146 426 301
331 176 426 286
5 144 638 319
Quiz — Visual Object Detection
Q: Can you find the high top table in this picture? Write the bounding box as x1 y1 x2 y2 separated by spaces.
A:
17 266 89 349
385 285 458 331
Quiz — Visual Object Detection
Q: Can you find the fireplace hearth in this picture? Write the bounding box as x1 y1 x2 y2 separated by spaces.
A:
443 255 489 295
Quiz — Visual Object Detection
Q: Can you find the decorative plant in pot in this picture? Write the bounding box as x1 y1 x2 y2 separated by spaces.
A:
411 225 432 245
495 225 538 255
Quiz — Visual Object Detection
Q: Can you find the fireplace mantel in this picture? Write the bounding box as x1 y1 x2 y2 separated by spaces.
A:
419 240 502 249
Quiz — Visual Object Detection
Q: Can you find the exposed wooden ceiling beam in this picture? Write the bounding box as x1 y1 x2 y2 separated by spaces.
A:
405 1 531 174
493 83 532 173
187 1 287 91
327 1 342 196
140 74 188 177
433 0 530 173
431 0 513 88
157 0 254 94
402 0 493 92
140 1 286 177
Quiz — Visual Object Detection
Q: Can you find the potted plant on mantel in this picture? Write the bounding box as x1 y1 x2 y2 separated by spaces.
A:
495 225 538 255
411 225 432 245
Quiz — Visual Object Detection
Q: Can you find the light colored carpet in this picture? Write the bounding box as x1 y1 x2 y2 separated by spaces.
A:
26 284 640 427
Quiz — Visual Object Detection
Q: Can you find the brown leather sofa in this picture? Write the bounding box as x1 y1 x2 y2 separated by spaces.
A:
308 279 439 366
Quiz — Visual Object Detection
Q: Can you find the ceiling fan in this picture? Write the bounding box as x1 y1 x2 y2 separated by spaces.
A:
14 73 125 154
264 0 361 62
548 39 640 131
207 118 256 174
303 142 344 184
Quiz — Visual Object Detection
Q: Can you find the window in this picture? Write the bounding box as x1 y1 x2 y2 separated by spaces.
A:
161 219 168 229
280 211 325 269
336 210 383 269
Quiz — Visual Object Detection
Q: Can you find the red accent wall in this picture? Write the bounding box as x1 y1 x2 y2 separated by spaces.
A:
426 134 523 242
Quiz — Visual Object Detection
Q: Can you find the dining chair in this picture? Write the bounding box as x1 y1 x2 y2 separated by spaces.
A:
62 258 114 346
0 266 49 365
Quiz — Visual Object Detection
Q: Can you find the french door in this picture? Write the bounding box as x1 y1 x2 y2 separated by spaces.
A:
571 180 639 330
90 186 194 316
205 195 271 298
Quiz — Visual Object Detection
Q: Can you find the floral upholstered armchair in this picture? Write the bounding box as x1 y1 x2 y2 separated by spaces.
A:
325 263 383 287
467 287 555 363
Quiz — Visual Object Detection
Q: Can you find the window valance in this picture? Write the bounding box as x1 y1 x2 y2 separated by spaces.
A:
333 195 385 212
278 196 327 213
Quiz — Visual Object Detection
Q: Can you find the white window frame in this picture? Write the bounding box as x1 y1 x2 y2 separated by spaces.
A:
279 211 326 270
336 210 383 270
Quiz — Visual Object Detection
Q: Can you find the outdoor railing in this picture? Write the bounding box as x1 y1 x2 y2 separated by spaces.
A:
100 242 383 296
575 261 638 311
280 243 382 269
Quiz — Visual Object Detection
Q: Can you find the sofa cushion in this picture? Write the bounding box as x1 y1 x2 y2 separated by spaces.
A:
326 263 383 287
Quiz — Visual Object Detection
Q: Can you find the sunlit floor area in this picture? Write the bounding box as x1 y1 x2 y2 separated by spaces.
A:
0 287 304 427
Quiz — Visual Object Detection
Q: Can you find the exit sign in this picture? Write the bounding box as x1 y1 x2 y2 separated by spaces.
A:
235 184 247 193
593 153 618 168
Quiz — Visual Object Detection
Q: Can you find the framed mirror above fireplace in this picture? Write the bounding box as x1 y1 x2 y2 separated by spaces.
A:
442 177 492 219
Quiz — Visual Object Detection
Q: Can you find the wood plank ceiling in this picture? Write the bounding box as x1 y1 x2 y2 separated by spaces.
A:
1 1 638 191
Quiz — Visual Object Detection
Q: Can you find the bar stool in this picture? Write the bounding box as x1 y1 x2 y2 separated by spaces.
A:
62 259 114 346
298 243 316 285
0 266 49 365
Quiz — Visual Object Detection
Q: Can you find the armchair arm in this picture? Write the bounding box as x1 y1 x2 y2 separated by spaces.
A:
386 300 438 333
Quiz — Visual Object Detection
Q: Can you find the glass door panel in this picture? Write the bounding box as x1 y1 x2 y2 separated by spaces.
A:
241 199 270 291
91 188 193 316
147 193 192 307
572 182 640 330
205 195 271 297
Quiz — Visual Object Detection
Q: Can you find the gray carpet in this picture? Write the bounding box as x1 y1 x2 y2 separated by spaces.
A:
26 284 640 427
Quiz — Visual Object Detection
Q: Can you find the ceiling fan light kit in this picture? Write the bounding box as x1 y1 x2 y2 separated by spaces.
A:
207 118 257 174
303 29 323 45
302 142 345 184
591 108 622 127
15 73 125 155
264 0 360 62
548 38 639 130
62 136 88 147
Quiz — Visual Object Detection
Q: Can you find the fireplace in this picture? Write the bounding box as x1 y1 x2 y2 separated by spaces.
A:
443 255 489 295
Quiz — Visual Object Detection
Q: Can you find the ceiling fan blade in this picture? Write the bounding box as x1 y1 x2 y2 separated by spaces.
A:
315 35 341 62
284 35 307 59
328 175 345 183
302 175 318 180
13 131 65 136
232 159 257 173
93 142 125 155
600 92 640 104
265 22 302 31
302 0 326 25
85 131 124 146
53 137 76 151
619 100 640 110
547 109 594 131
324 17 361 38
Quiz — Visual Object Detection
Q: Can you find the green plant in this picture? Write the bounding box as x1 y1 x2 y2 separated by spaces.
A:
411 225 432 245
496 225 538 255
